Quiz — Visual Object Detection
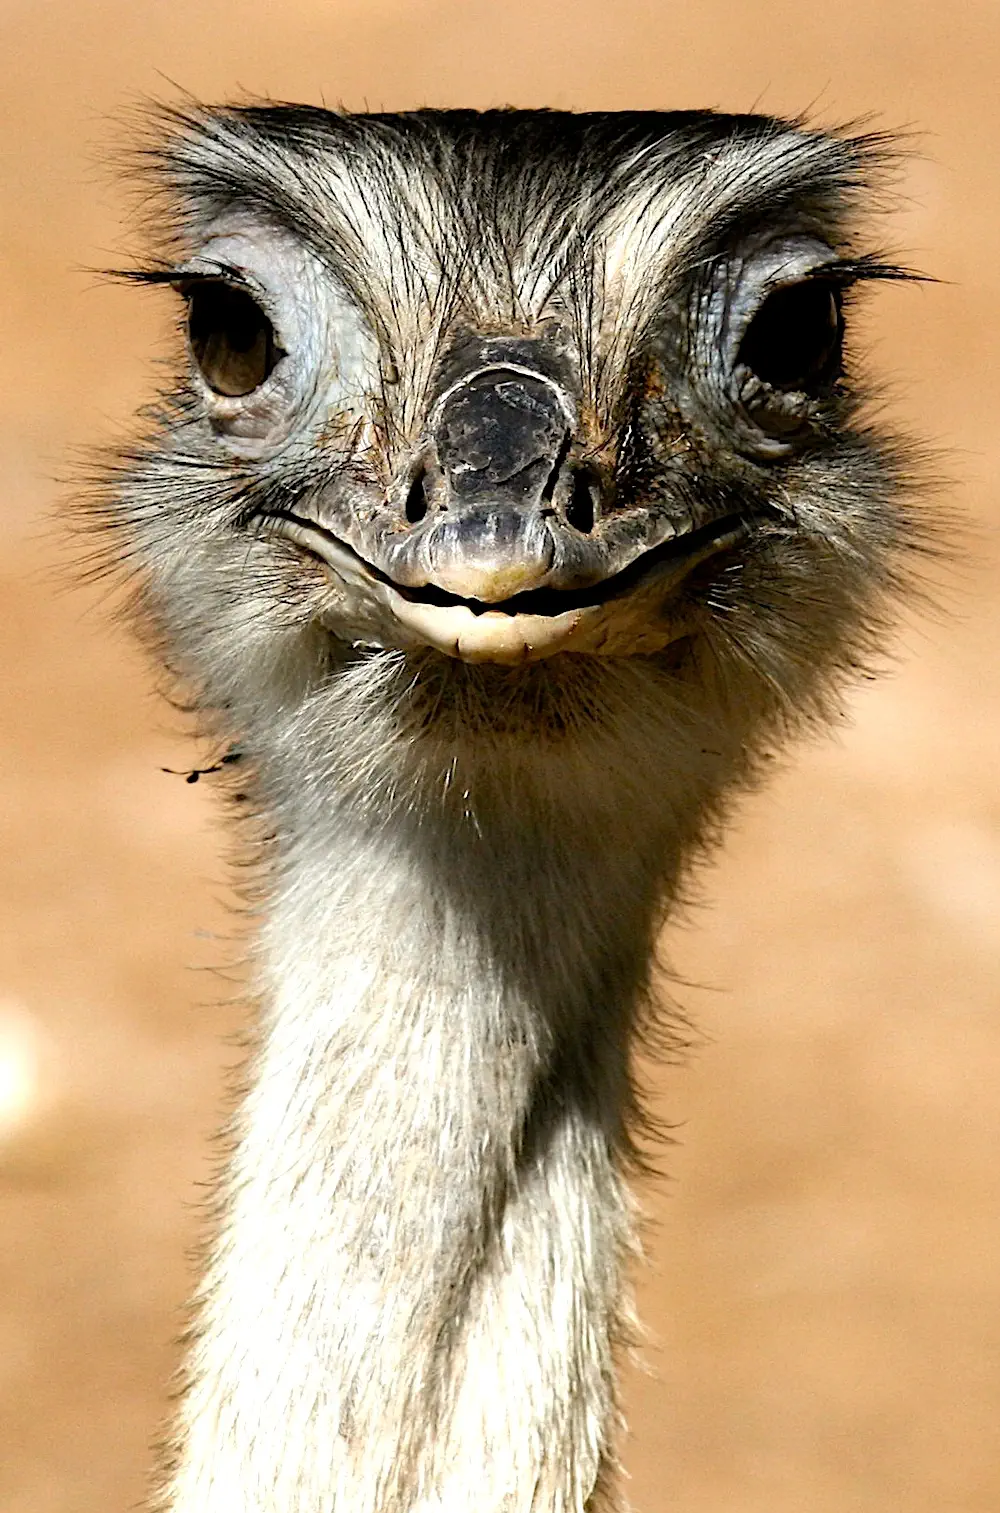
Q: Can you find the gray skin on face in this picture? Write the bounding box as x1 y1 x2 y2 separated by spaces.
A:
182 226 842 617
118 107 912 672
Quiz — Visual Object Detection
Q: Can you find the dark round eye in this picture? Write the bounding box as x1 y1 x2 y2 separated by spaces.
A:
185 282 281 397
737 280 842 392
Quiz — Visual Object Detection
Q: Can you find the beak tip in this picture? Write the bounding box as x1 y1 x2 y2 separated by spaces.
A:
427 560 553 601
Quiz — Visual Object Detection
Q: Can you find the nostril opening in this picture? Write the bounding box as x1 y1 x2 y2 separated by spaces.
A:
405 470 429 525
541 433 572 504
564 468 597 535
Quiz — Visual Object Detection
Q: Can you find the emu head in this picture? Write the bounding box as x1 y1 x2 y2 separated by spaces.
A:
110 107 916 764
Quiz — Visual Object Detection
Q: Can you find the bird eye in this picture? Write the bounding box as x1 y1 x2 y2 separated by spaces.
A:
185 282 282 397
737 279 842 393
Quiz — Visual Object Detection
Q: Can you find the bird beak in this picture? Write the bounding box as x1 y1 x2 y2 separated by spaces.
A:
390 363 578 602
258 354 756 663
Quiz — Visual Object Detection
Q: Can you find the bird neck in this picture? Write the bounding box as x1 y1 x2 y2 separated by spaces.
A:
162 652 737 1513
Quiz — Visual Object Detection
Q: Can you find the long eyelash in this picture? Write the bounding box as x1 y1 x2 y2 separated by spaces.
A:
805 255 929 288
103 264 253 291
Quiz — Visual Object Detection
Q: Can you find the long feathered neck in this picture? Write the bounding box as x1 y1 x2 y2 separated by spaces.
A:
160 650 751 1513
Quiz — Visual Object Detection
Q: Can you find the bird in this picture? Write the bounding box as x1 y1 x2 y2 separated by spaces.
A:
94 103 924 1513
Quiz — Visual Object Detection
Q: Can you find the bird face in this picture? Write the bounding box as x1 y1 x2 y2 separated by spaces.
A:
112 109 914 695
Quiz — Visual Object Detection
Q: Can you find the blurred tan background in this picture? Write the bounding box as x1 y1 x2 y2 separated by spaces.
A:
0 3 997 1510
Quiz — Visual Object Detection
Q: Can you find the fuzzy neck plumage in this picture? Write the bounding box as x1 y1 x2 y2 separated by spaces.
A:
162 649 751 1513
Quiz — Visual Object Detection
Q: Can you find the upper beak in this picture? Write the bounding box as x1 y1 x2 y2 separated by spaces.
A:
382 363 579 600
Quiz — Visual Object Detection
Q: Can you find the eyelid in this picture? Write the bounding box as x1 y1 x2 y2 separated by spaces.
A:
112 261 256 295
174 263 260 297
790 262 862 292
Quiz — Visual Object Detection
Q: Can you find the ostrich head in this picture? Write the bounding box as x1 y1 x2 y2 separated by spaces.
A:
109 107 915 799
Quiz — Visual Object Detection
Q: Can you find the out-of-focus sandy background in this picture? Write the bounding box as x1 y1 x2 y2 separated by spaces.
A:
0 3 997 1510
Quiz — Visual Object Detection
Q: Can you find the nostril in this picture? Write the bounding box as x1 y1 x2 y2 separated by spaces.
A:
405 470 429 525
564 468 598 535
541 433 573 505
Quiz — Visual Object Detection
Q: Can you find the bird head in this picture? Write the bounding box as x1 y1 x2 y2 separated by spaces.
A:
103 107 920 743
